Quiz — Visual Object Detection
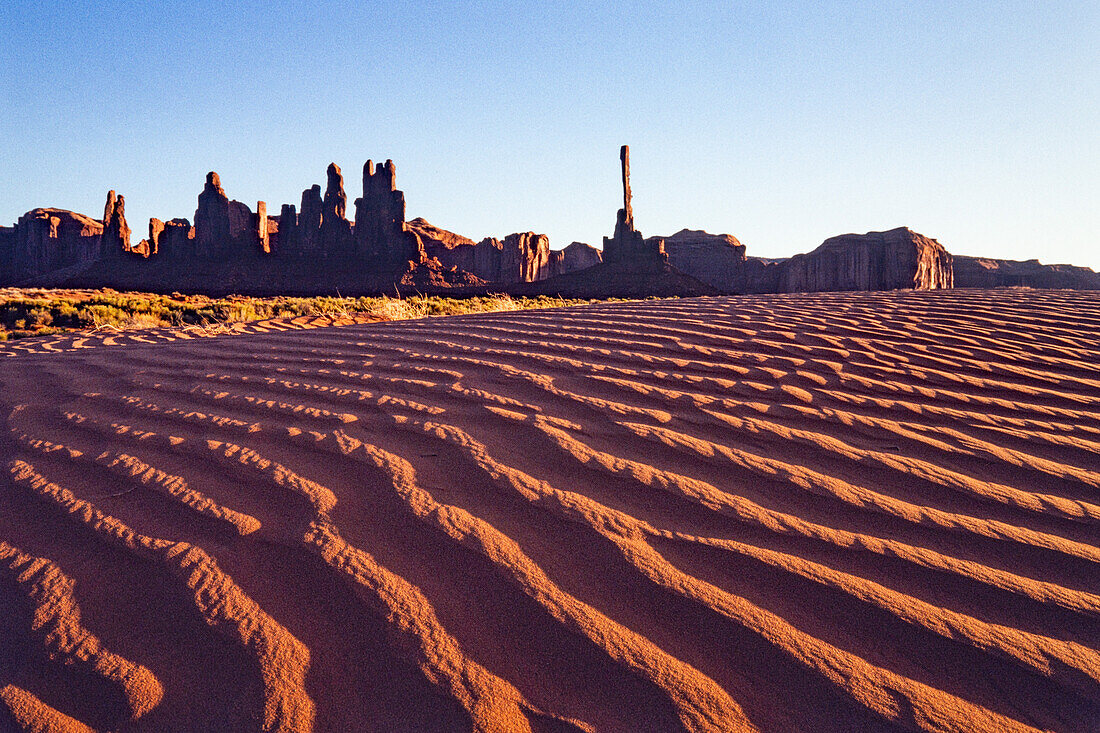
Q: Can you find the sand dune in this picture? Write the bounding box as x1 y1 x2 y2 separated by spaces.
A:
1 288 1098 732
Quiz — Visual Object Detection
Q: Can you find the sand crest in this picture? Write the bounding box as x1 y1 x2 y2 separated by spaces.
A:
1 289 1098 731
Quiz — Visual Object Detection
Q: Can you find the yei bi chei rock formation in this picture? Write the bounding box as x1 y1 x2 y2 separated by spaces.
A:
2 145 1096 295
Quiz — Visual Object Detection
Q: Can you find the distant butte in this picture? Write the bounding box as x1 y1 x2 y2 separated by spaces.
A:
0 146 1096 295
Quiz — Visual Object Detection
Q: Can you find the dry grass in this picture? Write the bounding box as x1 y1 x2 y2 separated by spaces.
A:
0 289 594 340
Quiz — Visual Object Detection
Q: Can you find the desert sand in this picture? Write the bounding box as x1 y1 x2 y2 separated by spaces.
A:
1 288 1098 732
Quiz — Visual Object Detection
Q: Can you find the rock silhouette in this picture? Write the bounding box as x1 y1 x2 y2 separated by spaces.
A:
0 190 130 283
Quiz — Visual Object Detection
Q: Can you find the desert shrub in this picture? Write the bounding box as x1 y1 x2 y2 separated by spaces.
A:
0 289 601 340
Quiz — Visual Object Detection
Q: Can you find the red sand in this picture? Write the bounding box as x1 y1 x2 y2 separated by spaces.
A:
1 289 1098 732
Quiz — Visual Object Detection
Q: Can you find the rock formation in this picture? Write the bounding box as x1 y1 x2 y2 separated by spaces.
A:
147 218 165 256
776 227 953 292
649 229 748 291
298 185 323 258
158 219 194 260
102 190 131 256
227 199 253 245
255 201 269 254
953 256 1100 289
500 232 553 283
194 173 232 259
320 164 353 255
553 241 602 274
602 145 666 266
353 159 423 270
0 225 16 279
278 204 298 255
22 153 1092 298
411 218 596 283
0 208 105 284
411 218 497 278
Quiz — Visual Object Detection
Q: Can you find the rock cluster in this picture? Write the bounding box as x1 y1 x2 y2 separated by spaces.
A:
412 219 598 284
4 147 1091 297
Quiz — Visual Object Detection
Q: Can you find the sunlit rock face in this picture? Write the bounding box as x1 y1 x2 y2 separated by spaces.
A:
775 227 953 293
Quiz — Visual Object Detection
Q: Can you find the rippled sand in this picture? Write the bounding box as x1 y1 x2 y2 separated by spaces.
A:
1 289 1098 732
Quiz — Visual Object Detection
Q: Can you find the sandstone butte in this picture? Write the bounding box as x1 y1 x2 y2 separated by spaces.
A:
0 147 1096 295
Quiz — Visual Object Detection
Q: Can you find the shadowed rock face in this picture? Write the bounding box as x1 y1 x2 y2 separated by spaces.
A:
776 227 953 292
551 241 602 275
158 219 194 260
0 206 106 284
194 173 231 259
320 164 352 255
353 159 423 270
953 256 1100 290
298 185 323 257
649 229 748 291
278 204 298 255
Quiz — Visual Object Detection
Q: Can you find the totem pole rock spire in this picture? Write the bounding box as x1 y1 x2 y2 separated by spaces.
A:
602 145 665 266
621 145 632 228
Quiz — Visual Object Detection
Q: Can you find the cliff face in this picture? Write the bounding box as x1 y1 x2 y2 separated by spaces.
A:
953 256 1100 290
649 229 747 291
775 227 953 293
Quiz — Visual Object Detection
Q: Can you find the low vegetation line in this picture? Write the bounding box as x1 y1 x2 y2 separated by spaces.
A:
0 288 596 341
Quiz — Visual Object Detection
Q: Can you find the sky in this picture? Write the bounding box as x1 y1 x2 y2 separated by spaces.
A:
1 1 1097 268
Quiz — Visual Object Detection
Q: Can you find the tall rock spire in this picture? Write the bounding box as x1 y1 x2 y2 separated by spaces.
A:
320 163 353 255
602 145 665 266
194 172 230 258
621 145 633 228
353 158 423 270
102 190 131 256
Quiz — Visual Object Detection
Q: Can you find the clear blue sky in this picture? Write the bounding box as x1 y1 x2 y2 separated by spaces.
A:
2 1 1097 267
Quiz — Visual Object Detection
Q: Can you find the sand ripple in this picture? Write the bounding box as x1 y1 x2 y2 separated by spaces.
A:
1 289 1098 731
